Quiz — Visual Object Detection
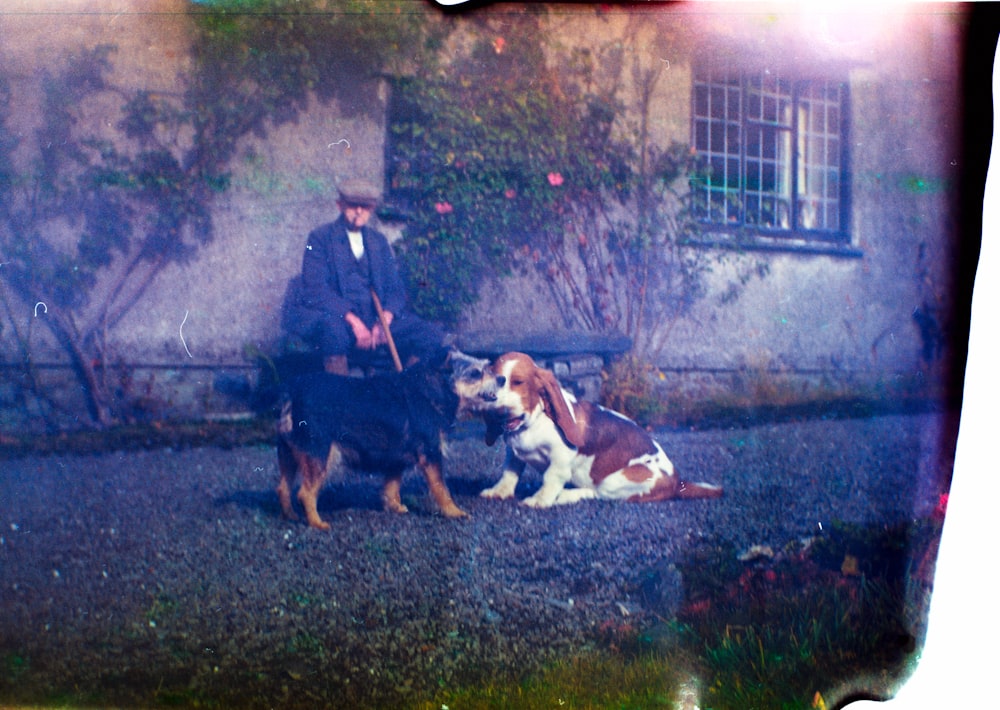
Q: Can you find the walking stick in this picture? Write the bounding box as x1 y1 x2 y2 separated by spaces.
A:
370 288 404 372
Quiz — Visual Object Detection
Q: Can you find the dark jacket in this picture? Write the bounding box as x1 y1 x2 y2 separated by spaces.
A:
282 216 444 363
290 216 408 333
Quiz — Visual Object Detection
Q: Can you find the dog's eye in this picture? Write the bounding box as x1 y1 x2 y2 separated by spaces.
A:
469 369 482 379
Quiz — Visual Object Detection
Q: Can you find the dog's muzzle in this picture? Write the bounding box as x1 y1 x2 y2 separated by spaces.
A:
502 414 526 432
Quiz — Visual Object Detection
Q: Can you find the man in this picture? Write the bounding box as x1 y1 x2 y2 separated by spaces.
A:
282 178 444 375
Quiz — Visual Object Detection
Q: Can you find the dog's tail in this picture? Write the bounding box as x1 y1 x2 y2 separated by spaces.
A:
675 480 724 499
637 474 723 502
650 444 723 500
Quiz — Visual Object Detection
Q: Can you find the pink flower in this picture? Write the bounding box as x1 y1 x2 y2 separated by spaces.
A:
504 188 517 199
493 37 506 54
685 599 711 615
434 201 453 215
547 172 564 187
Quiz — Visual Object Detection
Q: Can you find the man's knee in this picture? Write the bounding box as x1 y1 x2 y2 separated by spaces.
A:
323 355 349 375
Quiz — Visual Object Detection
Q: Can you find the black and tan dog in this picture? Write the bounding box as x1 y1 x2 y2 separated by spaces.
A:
276 349 495 529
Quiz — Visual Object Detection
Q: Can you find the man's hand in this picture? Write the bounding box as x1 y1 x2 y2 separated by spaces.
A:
345 312 375 349
372 311 393 346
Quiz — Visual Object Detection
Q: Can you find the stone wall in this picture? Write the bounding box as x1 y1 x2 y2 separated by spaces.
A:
0 2 976 431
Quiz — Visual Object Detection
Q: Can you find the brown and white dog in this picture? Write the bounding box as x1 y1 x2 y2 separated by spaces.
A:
479 352 722 507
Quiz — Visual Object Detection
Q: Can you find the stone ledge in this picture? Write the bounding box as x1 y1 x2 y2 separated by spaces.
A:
455 331 632 401
455 331 632 360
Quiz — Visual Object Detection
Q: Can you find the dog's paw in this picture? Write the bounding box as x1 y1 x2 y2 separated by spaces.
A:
439 504 470 519
480 485 515 500
480 472 519 499
521 493 556 508
553 488 597 504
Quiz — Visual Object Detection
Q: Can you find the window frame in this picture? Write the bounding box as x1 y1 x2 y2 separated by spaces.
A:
689 64 858 257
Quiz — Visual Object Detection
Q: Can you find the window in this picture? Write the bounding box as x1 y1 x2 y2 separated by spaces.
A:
691 66 852 251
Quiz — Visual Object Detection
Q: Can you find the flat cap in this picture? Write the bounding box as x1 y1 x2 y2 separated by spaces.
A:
337 178 381 208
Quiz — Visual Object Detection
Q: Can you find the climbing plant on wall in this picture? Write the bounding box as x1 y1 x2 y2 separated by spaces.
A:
387 10 762 359
0 44 224 427
387 13 635 327
0 1 437 428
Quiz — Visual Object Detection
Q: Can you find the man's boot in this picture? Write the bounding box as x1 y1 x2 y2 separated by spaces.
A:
324 355 349 375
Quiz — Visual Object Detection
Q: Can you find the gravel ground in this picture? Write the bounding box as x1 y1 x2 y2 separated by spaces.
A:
0 412 956 709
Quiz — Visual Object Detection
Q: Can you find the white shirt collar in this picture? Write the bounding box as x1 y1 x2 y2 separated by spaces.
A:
347 230 364 260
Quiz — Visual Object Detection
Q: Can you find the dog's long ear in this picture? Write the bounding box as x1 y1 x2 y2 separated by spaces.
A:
536 368 584 449
484 417 504 447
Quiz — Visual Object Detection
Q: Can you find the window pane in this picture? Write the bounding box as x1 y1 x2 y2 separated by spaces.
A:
710 122 725 152
711 87 726 114
810 102 822 132
764 96 776 122
695 84 708 116
809 136 825 163
762 197 779 227
745 193 760 224
710 156 726 187
762 162 776 191
727 124 740 153
727 157 740 188
691 69 846 240
763 127 776 159
728 199 741 223
727 88 741 119
695 119 708 150
827 170 840 199
827 204 840 231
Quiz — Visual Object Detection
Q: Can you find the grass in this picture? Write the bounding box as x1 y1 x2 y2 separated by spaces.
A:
419 650 684 710
687 575 916 708
410 519 934 710
670 521 932 709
